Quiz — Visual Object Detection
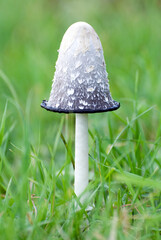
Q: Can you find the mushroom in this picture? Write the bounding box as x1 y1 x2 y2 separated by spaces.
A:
41 22 120 204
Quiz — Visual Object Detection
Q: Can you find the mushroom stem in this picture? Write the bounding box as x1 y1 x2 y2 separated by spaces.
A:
75 113 88 202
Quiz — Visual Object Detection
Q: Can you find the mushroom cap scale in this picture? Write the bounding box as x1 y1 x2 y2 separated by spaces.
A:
41 22 120 113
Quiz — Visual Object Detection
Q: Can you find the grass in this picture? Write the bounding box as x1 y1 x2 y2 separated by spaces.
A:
0 0 161 239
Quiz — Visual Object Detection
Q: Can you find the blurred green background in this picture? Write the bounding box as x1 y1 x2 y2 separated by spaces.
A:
0 0 161 238
1 0 161 139
1 2 161 115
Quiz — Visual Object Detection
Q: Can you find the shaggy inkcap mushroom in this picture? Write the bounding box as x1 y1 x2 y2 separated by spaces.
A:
41 22 120 113
41 22 120 205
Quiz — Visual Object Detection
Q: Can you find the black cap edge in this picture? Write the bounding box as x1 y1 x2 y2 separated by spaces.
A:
41 100 120 114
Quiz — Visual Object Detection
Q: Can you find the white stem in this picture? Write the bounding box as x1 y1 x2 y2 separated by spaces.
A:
75 114 88 201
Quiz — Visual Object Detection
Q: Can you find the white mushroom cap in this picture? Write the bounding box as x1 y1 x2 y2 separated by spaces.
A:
41 22 120 113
